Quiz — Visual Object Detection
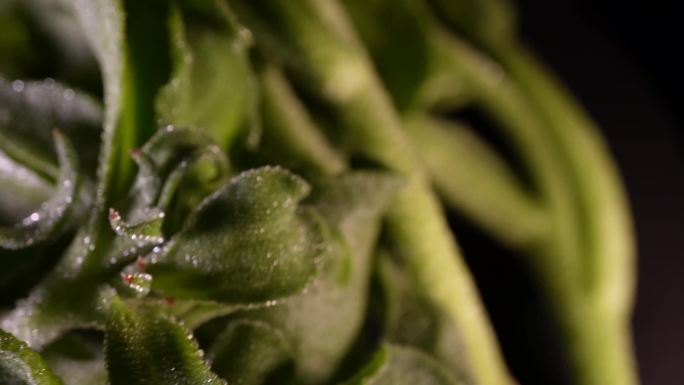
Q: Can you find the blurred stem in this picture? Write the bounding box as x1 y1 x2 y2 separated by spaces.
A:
258 63 347 175
230 1 515 383
430 25 637 385
496 46 636 323
496 45 637 385
432 30 583 296
405 114 548 249
559 302 637 385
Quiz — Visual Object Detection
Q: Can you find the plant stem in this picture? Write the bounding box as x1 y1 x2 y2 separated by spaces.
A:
432 29 637 385
498 46 637 385
405 114 548 249
497 46 636 320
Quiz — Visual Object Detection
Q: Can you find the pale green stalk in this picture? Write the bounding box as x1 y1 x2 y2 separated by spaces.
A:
497 46 637 385
427 25 637 385
405 114 548 249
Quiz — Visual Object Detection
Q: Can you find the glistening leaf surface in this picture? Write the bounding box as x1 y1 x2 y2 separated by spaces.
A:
212 171 400 383
105 297 225 385
0 328 65 385
146 166 326 303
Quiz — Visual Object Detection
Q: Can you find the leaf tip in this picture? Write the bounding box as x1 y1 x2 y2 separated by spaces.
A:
109 208 121 221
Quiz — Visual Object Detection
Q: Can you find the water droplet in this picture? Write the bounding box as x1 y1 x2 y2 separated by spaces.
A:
11 80 25 92
238 26 252 42
63 89 76 101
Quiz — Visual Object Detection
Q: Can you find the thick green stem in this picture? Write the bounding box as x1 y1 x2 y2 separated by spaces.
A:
564 310 636 385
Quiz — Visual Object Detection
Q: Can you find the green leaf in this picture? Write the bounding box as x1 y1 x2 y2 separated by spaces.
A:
0 2 37 79
145 166 326 304
68 0 128 205
0 77 100 299
105 296 225 385
42 332 108 385
341 344 462 385
0 0 100 89
340 0 431 111
68 0 172 205
374 252 472 384
0 77 102 177
214 171 400 384
0 328 65 385
209 320 293 385
163 299 239 330
0 131 81 250
108 208 165 247
0 150 52 226
157 0 259 150
155 148 231 235
130 126 229 220
105 126 229 268
426 0 516 50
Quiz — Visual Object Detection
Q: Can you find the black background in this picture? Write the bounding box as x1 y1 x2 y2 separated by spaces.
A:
458 1 684 384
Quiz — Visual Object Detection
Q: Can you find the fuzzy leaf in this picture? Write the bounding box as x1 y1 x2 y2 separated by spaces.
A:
340 0 431 111
209 320 293 385
67 0 127 204
0 328 65 385
0 77 102 176
42 332 108 385
0 132 80 250
342 344 462 385
213 171 400 383
105 296 225 385
374 252 472 383
129 126 229 224
105 127 229 268
157 0 259 150
108 208 165 247
0 150 52 225
146 166 326 304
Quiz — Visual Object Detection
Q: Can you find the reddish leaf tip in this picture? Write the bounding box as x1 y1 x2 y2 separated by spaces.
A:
121 273 133 284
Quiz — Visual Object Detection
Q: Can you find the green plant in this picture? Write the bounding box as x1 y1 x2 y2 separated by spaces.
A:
0 0 636 384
